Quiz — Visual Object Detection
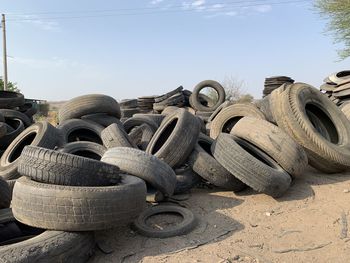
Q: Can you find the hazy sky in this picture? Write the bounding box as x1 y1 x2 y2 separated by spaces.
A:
1 0 349 101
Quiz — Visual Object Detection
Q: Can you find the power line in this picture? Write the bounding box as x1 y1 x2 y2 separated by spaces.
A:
6 0 310 21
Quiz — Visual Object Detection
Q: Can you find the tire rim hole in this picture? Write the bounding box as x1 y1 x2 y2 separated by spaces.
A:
305 103 339 144
198 140 212 155
9 132 36 163
145 212 184 230
222 117 242 133
199 87 217 107
67 129 102 144
151 118 178 154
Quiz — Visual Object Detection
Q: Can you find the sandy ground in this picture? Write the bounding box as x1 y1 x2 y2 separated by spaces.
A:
89 166 350 263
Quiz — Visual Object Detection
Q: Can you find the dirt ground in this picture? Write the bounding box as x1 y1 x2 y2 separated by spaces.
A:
90 166 350 263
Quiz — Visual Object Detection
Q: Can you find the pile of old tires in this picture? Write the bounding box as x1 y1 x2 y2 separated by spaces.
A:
2 76 350 262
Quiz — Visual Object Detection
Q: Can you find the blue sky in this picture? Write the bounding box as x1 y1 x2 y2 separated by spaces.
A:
1 0 349 101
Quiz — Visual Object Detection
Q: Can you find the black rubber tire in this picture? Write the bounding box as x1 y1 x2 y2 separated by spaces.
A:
133 205 196 238
0 230 95 263
270 83 350 173
146 108 201 168
154 86 184 102
101 123 136 149
0 91 25 109
212 133 292 198
0 122 61 180
101 147 176 197
58 141 107 160
210 103 266 139
188 133 246 191
0 109 32 127
19 145 119 186
174 165 201 194
231 117 308 178
0 120 25 150
81 113 123 128
58 94 121 122
123 116 158 133
120 99 138 109
12 175 146 231
121 108 140 118
128 123 155 150
57 119 104 145
0 177 11 209
190 80 225 112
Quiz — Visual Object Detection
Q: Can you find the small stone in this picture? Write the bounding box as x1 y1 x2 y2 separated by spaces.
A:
214 224 217 228
233 255 240 261
265 212 271 217
344 189 350 193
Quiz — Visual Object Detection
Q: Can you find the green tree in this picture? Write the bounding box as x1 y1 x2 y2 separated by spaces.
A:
0 78 21 92
314 0 350 60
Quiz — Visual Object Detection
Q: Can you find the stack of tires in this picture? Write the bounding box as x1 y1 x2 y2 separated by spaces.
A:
0 91 36 157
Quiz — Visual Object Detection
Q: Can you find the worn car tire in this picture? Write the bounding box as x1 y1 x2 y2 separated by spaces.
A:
0 91 25 109
102 147 176 197
58 119 104 145
0 122 60 180
12 175 146 231
270 83 350 173
188 134 246 191
212 133 292 197
123 116 158 134
189 80 225 112
81 113 123 128
0 120 25 150
128 123 155 150
0 109 32 127
210 103 266 139
101 123 136 149
231 117 308 178
133 205 196 238
19 145 119 186
146 109 201 168
59 94 121 122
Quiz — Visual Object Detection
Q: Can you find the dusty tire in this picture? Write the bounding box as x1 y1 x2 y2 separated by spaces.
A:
208 101 232 123
0 122 61 180
58 141 106 160
190 80 225 112
174 165 201 194
146 109 201 168
101 123 136 149
123 116 158 134
341 103 350 121
270 83 350 173
212 133 291 198
81 113 123 128
161 106 179 116
231 117 308 178
19 145 119 186
0 177 11 208
59 94 121 122
188 134 246 191
12 175 146 231
102 147 176 197
133 205 196 238
0 91 24 109
0 109 32 128
133 113 165 127
58 119 104 145
255 95 275 123
210 103 265 139
128 123 155 150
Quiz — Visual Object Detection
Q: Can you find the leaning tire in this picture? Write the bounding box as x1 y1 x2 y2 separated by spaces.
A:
210 103 265 139
12 175 146 231
0 120 25 150
101 123 136 149
59 94 121 122
146 109 201 168
0 109 32 127
270 83 350 173
188 134 246 191
0 122 61 180
102 147 176 197
212 133 291 198
231 117 308 178
19 145 119 186
57 119 104 145
189 80 225 112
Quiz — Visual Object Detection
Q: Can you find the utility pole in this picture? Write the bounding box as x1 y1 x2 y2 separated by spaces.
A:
1 14 8 91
